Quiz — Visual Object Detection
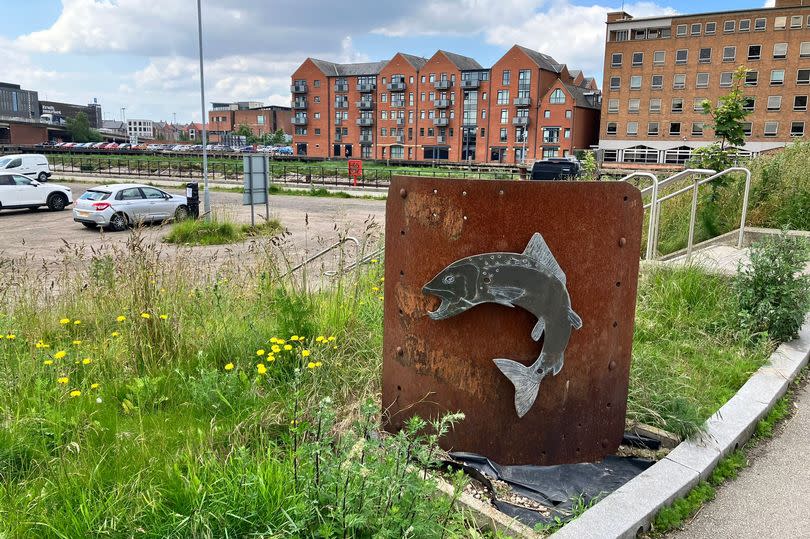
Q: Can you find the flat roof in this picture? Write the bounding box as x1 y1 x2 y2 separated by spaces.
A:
608 4 810 25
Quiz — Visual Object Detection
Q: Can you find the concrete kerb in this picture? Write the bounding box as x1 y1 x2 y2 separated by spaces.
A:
551 315 810 539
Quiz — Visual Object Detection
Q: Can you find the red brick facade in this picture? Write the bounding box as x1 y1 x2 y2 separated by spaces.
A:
208 105 293 140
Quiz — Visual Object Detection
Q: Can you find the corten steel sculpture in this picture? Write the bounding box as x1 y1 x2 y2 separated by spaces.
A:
382 176 643 465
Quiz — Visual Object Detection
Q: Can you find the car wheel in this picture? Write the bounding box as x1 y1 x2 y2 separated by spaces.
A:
174 205 190 221
47 193 68 211
81 222 98 229
107 212 128 232
38 172 48 182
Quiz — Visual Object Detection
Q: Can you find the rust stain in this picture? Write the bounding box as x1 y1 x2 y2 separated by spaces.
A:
404 192 465 241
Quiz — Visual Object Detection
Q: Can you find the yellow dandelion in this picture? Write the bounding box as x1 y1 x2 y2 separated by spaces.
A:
277 339 286 345
90 383 99 389
267 354 276 362
283 344 292 351
72 340 82 346
73 320 81 325
54 350 67 360
307 362 316 369
224 362 234 371
256 349 265 356
270 337 279 344
0 335 4 340
82 358 92 365
116 315 126 322
291 335 300 341
111 331 120 337
371 286 380 292
6 334 15 340
302 349 311 358
257 363 267 375
316 336 325 343
380 277 385 282
159 314 168 320
70 390 81 398
140 313 151 319
271 345 281 353
59 318 70 325
378 295 384 300
328 336 336 342
315 361 322 368
57 376 69 385
370 259 379 264
43 359 54 366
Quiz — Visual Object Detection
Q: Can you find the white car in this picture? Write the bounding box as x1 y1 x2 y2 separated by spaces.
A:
72 183 189 231
0 174 72 211
0 154 52 181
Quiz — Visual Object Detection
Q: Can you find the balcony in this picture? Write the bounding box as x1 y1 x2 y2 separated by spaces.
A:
356 82 376 92
334 82 349 92
292 117 308 126
387 80 406 91
460 79 480 89
390 100 406 108
433 99 449 108
356 117 374 126
437 135 447 144
356 100 374 110
434 79 452 90
360 135 374 144
433 117 449 127
291 83 308 93
334 134 342 142
462 119 477 128
512 116 529 126
334 101 348 109
513 96 531 107
292 99 307 110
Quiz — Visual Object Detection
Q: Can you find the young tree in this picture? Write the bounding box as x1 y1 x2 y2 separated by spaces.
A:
269 128 286 145
67 112 103 143
234 123 255 144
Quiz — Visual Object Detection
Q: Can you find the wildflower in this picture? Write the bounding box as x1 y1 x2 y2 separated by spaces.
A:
256 349 265 356
111 331 120 337
36 341 50 349
328 336 336 342
96 397 103 404
315 361 323 368
371 286 380 292
6 334 15 340
307 362 316 369
271 345 281 353
257 363 267 375
140 313 151 319
380 277 385 282
378 295 384 300
302 349 311 358
267 354 276 362
116 315 126 322
54 350 67 360
283 344 292 351
57 377 69 385
316 336 325 343
160 288 166 293
290 419 299 426
90 383 99 389
72 340 82 346
291 335 300 341
43 359 54 366
270 337 279 344
82 358 92 365
371 259 379 264
73 320 81 325
224 362 234 371
70 390 81 398
277 339 286 345
159 314 168 320
59 318 70 325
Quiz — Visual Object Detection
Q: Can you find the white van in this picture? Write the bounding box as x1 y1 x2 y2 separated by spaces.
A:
0 154 52 181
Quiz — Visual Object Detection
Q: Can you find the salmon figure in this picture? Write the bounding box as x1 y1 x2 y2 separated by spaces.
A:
422 233 582 418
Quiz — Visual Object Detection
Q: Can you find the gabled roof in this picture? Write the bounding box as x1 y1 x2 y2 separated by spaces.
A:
438 50 483 71
563 82 601 109
568 69 582 79
399 53 428 70
309 59 389 76
515 45 562 73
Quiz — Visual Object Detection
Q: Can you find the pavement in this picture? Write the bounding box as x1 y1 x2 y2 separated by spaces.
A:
671 381 810 539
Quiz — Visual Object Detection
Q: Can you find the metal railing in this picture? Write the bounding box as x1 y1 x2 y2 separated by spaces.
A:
323 246 385 277
618 171 659 260
284 236 361 276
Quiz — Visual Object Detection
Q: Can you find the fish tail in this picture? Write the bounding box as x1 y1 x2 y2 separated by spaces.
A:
493 358 545 418
568 308 583 329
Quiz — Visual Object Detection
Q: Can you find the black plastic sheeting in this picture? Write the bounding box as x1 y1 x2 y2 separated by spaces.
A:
444 451 654 528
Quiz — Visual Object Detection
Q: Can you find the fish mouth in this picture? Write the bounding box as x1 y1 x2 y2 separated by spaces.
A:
422 287 456 320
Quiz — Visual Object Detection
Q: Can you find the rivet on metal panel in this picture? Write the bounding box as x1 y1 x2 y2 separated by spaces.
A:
499 190 504 196
606 402 612 408
613 321 618 328
463 215 468 221
609 360 617 371
619 237 627 247
616 281 621 287
433 189 438 194
400 270 404 276
396 346 404 356
400 230 405 236
462 191 467 196
400 188 407 198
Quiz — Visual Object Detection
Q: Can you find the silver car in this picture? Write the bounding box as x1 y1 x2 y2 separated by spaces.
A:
72 183 189 231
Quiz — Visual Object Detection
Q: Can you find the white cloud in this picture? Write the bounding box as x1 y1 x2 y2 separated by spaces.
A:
763 0 775 6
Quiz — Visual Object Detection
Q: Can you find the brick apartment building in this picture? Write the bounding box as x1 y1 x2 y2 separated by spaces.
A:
208 102 292 143
290 46 601 163
600 0 810 166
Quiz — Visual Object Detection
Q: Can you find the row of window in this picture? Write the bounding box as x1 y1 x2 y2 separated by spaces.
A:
608 95 808 113
610 14 810 43
605 120 805 137
292 125 573 143
609 69 810 91
611 42 810 68
295 109 575 122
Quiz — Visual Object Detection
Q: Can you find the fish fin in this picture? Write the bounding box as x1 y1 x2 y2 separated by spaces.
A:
531 318 545 341
489 285 524 303
550 352 564 376
492 299 516 308
493 358 544 418
567 308 583 329
523 233 566 285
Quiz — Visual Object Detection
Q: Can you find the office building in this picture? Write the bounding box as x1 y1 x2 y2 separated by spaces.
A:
208 102 292 143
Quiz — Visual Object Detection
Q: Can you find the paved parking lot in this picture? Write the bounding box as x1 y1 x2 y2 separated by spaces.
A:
0 181 386 267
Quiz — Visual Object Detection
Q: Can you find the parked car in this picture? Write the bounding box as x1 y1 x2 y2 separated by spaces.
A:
0 154 52 181
0 174 72 211
530 158 581 181
72 183 189 231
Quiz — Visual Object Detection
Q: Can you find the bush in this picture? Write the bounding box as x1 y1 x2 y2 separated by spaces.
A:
735 232 810 343
164 216 282 245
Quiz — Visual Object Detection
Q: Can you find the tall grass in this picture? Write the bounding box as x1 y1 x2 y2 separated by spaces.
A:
163 215 283 245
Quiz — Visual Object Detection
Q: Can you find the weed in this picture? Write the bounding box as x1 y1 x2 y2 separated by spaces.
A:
163 215 283 245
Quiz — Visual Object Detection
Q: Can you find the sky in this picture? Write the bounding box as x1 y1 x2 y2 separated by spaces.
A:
1 0 774 123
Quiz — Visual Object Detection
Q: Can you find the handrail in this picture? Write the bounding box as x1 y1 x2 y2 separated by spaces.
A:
618 172 658 260
323 246 385 277
650 168 716 258
283 236 360 276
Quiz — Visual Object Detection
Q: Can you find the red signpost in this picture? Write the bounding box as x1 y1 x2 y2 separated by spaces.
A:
348 159 362 186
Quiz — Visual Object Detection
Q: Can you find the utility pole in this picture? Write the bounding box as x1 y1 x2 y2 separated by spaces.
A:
197 0 210 219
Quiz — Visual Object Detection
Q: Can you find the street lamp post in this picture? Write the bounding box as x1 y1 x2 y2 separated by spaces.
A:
196 0 210 219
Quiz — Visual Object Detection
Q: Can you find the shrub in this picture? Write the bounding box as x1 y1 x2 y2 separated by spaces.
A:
735 231 810 343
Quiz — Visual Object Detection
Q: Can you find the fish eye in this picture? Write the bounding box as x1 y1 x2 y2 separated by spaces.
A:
442 275 456 285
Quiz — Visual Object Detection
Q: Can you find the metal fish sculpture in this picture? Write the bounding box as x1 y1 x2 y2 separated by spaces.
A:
422 233 582 418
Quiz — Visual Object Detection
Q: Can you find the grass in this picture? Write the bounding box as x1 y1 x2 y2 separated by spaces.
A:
163 216 283 245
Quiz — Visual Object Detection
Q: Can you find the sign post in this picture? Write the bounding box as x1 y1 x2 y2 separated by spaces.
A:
243 155 269 227
348 159 362 187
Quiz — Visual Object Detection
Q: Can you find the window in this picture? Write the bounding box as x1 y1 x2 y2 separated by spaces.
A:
550 89 566 104
606 122 617 135
626 122 638 136
545 110 552 118
496 90 510 104
696 73 709 88
694 98 706 112
771 69 785 85
754 18 766 31
720 72 734 87
651 75 663 89
610 76 621 90
314 128 320 135
669 122 681 136
630 75 642 90
653 50 665 65
791 122 805 137
628 98 640 113
691 122 704 136
671 98 684 113
500 109 508 123
499 128 507 142
502 70 511 85
648 122 660 136
673 74 686 89
565 110 572 119
723 46 736 62
313 79 320 87
723 20 735 33
764 121 779 137
794 95 808 111
611 53 622 67
632 52 643 66
676 24 687 36
739 19 751 31
767 95 782 111
705 22 716 34
801 42 810 58
745 71 758 86
743 97 755 111
564 128 570 139
699 48 712 63
691 23 701 35
748 45 761 60
676 49 688 64
773 43 788 59
608 99 619 113
742 122 753 136
649 98 662 112
799 69 810 84
792 15 803 28
775 16 787 30
543 127 561 143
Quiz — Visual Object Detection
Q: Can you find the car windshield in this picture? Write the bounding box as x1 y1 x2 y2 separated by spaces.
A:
0 158 9 168
80 190 111 201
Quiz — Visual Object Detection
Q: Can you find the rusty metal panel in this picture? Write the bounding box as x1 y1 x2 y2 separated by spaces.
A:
382 176 643 466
